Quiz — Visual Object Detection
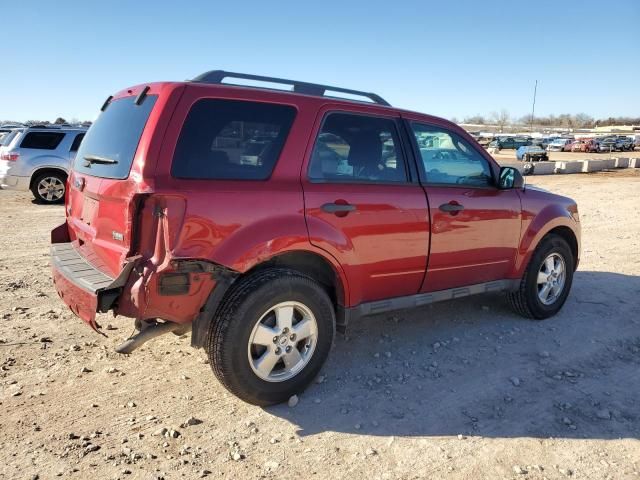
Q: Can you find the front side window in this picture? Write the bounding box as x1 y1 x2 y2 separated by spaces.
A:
410 123 493 187
20 131 65 150
308 113 407 183
171 99 296 180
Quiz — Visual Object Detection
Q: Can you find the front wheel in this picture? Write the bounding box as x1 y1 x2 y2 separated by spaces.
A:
31 172 66 204
207 268 335 405
507 234 574 319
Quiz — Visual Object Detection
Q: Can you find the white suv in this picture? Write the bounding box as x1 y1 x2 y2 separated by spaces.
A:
0 125 87 203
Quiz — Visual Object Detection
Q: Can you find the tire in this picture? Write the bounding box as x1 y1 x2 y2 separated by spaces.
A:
522 163 534 176
507 234 574 320
31 171 66 204
542 155 549 162
524 154 530 162
207 268 335 405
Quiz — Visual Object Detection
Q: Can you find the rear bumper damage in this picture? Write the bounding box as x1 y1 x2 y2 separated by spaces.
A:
50 239 137 331
51 221 239 351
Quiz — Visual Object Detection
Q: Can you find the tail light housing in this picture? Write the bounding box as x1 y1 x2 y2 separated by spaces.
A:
0 152 19 161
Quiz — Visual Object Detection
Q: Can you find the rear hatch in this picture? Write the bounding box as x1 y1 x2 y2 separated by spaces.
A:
65 87 165 278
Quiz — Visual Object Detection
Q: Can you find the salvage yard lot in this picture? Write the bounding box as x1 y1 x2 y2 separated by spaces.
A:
1 171 639 480
492 149 640 167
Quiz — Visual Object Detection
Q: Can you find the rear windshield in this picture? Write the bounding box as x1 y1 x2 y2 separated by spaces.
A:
73 95 157 179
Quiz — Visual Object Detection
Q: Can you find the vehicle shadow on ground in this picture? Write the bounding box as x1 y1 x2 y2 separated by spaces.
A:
267 271 640 440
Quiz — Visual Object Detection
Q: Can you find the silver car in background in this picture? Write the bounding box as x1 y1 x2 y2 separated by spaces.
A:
0 125 86 203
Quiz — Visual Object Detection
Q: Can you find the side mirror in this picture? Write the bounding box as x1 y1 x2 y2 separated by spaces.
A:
498 166 524 189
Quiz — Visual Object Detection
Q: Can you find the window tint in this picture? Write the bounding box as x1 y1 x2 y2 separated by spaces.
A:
69 133 85 152
73 95 157 179
308 113 407 183
171 99 296 180
20 131 65 150
411 123 493 187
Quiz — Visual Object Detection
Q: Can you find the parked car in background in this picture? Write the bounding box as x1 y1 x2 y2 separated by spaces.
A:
0 125 86 203
616 136 634 151
516 145 549 162
488 136 532 150
530 137 556 149
547 139 573 152
570 139 598 153
596 137 624 152
49 70 580 405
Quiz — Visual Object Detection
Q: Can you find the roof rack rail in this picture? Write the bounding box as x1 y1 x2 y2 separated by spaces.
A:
191 70 391 106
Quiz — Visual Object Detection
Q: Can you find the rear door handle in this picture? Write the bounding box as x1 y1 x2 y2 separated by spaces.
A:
321 202 357 214
439 202 464 213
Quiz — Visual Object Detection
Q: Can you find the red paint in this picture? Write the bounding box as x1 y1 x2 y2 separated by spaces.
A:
51 80 580 331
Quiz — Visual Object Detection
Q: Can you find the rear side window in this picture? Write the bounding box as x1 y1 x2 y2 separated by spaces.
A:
171 99 296 180
20 132 65 150
73 95 158 179
69 133 85 152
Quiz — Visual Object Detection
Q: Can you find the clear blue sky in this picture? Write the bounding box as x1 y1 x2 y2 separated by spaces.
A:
1 0 638 122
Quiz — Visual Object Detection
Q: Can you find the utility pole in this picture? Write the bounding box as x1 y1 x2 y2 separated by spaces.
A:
530 79 538 133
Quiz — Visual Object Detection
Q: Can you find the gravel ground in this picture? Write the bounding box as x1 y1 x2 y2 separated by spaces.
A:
1 170 639 480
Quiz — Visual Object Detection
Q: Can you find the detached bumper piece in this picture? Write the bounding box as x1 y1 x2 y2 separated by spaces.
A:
50 242 135 330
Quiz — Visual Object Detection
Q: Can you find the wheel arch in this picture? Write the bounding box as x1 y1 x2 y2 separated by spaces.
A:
191 249 350 349
29 167 69 190
514 213 580 277
246 250 348 312
545 225 579 270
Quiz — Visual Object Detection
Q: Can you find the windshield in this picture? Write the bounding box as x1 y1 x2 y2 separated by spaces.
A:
73 95 157 179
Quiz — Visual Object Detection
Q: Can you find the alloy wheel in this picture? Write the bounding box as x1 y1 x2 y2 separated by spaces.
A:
536 253 566 305
37 176 65 202
247 301 318 382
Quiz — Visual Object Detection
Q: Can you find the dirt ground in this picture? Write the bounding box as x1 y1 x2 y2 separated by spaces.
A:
1 171 639 480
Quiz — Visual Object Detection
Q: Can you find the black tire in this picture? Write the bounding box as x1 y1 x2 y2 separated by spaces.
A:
524 154 530 162
207 268 335 405
31 171 66 204
507 234 574 320
542 155 549 162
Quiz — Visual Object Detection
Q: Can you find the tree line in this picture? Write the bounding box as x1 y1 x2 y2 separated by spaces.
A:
1 117 92 127
458 111 640 129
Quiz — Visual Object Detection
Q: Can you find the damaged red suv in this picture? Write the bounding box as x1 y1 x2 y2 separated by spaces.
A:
51 71 580 405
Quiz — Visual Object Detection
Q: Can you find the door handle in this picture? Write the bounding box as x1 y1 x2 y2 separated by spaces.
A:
321 202 357 214
439 202 464 213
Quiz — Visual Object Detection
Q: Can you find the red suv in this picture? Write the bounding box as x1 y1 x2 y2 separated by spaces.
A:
51 71 581 405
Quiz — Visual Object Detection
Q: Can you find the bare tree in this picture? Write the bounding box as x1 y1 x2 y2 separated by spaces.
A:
463 115 486 125
573 113 594 128
491 109 510 132
54 117 68 125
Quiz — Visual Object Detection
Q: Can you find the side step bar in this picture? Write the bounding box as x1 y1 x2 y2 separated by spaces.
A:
343 279 520 323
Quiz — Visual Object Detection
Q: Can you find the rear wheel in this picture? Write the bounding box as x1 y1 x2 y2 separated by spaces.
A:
31 172 66 204
507 234 574 319
207 268 335 405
